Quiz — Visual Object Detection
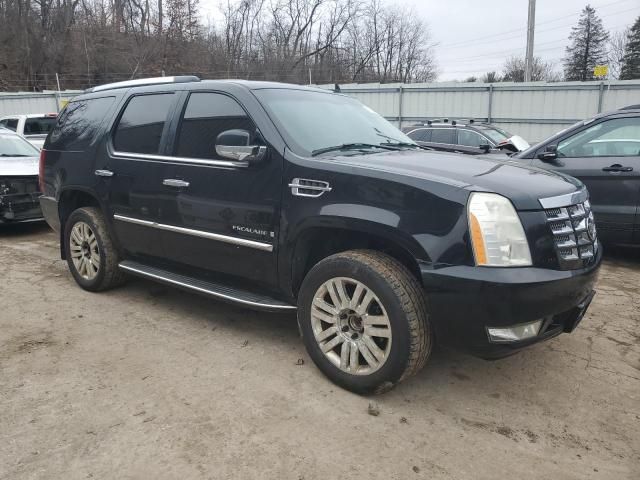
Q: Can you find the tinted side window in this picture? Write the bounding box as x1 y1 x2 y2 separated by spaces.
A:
458 130 485 147
407 128 431 142
114 94 175 154
24 117 56 135
430 129 455 144
175 92 255 160
6 118 18 131
48 97 115 151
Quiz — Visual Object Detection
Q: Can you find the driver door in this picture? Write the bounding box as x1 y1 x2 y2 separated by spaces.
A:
532 116 640 244
159 91 282 287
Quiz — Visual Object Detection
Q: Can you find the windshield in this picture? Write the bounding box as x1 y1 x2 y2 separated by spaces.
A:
479 126 511 143
0 134 40 157
254 89 416 156
24 116 56 136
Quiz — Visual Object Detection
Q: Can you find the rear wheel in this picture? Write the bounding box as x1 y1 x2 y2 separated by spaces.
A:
64 207 126 291
298 250 432 394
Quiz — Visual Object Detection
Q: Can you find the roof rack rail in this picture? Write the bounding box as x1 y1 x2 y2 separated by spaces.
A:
85 76 200 93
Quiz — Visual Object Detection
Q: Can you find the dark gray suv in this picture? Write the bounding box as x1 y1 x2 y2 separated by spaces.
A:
515 106 640 246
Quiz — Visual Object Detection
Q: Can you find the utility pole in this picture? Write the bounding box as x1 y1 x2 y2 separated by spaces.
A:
524 0 536 82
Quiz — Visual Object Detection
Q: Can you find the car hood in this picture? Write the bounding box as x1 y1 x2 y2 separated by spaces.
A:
327 149 584 210
0 156 39 176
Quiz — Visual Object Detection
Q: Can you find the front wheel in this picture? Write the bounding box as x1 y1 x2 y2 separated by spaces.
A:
297 250 432 394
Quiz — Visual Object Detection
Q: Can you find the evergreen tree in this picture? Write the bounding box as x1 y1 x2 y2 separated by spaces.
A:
620 16 640 80
563 5 610 81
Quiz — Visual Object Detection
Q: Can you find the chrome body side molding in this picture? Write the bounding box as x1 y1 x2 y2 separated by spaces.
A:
113 214 273 252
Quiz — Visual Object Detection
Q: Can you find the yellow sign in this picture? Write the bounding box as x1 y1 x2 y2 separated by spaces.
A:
594 65 608 77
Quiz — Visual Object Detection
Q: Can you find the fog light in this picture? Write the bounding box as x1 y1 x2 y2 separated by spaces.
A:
487 320 542 343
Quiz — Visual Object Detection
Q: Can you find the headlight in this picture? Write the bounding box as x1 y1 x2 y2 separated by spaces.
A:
468 192 532 267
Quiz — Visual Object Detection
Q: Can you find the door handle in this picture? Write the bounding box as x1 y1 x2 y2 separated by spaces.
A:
95 169 114 177
163 179 190 188
602 164 633 172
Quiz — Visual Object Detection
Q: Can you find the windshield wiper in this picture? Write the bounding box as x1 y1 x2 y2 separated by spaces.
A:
311 143 400 157
0 153 30 157
374 129 420 149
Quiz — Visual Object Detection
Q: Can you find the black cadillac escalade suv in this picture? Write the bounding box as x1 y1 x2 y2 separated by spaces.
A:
39 77 601 394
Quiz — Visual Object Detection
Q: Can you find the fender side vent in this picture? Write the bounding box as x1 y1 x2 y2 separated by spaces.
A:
289 178 332 198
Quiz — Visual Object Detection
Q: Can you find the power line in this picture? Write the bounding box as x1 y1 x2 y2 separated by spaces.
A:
439 0 637 50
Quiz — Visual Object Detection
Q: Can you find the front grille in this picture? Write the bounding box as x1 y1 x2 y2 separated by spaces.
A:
545 199 598 268
0 177 39 195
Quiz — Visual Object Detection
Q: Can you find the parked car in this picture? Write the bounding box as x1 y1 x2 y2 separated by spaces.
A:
403 120 530 155
39 77 600 394
0 127 43 224
515 105 640 246
0 113 58 149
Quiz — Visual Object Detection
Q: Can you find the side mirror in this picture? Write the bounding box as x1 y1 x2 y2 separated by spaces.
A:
215 129 266 164
538 145 558 162
479 143 491 153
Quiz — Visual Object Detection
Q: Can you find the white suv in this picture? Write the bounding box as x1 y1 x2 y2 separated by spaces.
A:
0 113 58 149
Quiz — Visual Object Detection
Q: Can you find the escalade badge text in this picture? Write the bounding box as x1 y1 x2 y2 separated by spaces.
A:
232 225 275 238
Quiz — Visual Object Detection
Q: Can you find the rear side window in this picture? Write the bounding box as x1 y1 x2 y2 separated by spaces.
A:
174 92 255 160
407 128 431 142
431 129 455 144
48 97 115 151
114 94 175 154
24 117 56 135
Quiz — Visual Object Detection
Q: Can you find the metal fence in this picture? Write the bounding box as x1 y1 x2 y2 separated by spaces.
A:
1 81 639 143
319 80 640 143
0 91 82 117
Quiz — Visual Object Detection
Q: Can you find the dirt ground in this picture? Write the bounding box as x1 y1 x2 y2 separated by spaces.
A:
1 223 638 480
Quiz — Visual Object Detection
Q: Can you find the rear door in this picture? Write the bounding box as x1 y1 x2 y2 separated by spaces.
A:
101 92 180 260
531 116 640 244
159 90 282 287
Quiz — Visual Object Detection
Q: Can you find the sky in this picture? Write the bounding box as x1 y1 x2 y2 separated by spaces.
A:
199 0 640 82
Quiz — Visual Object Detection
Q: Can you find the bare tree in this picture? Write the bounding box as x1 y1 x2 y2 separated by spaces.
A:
502 56 558 82
609 28 629 79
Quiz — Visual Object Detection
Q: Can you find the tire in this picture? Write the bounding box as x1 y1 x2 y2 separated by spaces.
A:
297 250 432 394
64 206 126 292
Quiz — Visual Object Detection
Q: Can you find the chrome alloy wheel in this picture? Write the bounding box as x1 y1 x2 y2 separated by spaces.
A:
310 277 392 375
69 221 100 280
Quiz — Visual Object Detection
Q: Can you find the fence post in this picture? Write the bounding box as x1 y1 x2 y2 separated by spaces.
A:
597 82 605 113
487 84 494 123
398 84 404 129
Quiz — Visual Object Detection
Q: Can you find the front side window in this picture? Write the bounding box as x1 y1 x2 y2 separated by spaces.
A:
175 92 255 160
430 129 455 144
48 96 116 151
458 130 486 147
254 89 414 156
557 117 640 157
114 94 175 154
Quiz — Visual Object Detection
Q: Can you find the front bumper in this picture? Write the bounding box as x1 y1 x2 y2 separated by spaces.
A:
420 247 602 358
0 193 43 224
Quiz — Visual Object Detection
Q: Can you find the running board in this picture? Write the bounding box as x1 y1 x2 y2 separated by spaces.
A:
118 260 296 312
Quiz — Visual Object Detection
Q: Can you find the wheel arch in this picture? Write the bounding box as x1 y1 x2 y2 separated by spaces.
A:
288 219 430 297
57 188 105 260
